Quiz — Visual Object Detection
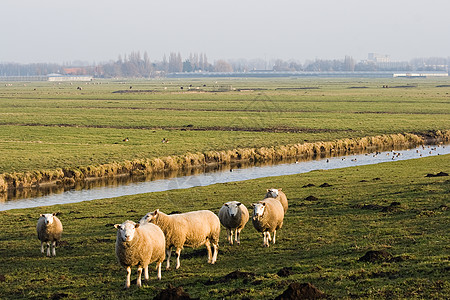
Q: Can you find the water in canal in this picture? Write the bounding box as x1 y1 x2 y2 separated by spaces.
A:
1 143 448 211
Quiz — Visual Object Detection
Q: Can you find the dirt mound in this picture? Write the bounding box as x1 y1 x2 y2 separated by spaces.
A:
305 195 319 201
224 270 256 280
153 284 197 300
359 250 393 262
319 183 332 188
425 172 449 177
302 183 316 188
274 282 326 300
277 267 295 277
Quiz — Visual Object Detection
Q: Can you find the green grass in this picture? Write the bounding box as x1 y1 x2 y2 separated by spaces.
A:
0 155 448 299
0 78 449 173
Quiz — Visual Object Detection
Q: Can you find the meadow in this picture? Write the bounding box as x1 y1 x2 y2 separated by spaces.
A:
0 77 449 299
0 154 448 299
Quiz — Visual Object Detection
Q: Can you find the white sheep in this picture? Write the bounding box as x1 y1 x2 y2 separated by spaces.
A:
36 213 63 257
265 188 288 213
218 201 249 245
140 209 220 270
114 220 166 288
251 198 284 247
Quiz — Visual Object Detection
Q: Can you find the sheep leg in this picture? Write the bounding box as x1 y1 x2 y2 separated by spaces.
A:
51 241 56 256
46 242 51 256
40 241 45 254
136 266 143 287
175 248 182 269
227 228 233 245
165 248 172 270
235 228 240 245
211 243 218 264
156 262 162 280
144 265 149 281
125 266 131 289
272 230 277 244
205 240 212 263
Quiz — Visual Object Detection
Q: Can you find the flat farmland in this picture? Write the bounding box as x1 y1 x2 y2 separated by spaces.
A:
0 78 449 173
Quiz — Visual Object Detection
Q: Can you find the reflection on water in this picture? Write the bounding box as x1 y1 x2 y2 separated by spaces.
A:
1 143 448 211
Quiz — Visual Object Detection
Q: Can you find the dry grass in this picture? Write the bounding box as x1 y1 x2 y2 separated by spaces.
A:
1 131 448 193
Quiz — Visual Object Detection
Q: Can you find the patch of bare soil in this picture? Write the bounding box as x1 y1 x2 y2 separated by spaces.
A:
305 195 319 201
358 250 410 263
277 267 295 277
425 171 449 177
274 282 326 300
353 201 404 213
153 284 197 300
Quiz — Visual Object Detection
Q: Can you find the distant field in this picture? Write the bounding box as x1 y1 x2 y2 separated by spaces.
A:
0 78 449 173
0 154 448 299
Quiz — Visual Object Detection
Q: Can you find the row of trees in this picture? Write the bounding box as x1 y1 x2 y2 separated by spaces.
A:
1 54 448 77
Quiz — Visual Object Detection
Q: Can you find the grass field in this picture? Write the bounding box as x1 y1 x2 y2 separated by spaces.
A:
0 78 449 299
0 78 449 174
0 154 448 299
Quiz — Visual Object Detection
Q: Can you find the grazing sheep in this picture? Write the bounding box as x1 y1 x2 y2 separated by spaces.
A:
265 188 288 213
114 220 165 289
36 213 63 257
251 198 284 247
218 201 249 245
140 209 220 269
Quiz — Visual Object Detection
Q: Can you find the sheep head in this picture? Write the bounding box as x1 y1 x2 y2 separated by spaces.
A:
140 209 159 225
115 220 140 242
40 213 55 225
225 201 242 217
266 188 279 198
252 202 266 220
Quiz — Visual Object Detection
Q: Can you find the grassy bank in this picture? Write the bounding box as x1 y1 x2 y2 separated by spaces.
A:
0 154 448 299
1 131 449 193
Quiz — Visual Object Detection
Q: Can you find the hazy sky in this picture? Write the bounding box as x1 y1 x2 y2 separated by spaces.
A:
2 0 450 64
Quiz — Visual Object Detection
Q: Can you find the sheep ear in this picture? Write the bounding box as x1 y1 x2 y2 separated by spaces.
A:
52 212 56 216
114 224 120 229
278 188 282 191
262 202 266 206
153 209 159 215
250 203 255 208
224 203 229 207
266 189 270 192
135 224 140 229
237 202 242 206
40 214 43 217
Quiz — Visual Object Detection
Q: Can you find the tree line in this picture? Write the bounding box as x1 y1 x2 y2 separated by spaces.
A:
1 53 448 78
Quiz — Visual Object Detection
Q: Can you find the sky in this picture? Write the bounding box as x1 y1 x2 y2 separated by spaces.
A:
1 0 450 64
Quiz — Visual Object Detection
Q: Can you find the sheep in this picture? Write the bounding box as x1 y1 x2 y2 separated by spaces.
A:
265 188 288 213
114 220 165 289
140 209 220 270
36 213 63 257
218 201 249 245
251 198 284 247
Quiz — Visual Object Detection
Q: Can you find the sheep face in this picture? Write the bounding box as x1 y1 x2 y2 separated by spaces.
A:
140 210 158 224
115 221 140 242
266 189 279 198
225 202 242 217
252 202 266 219
41 213 55 225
